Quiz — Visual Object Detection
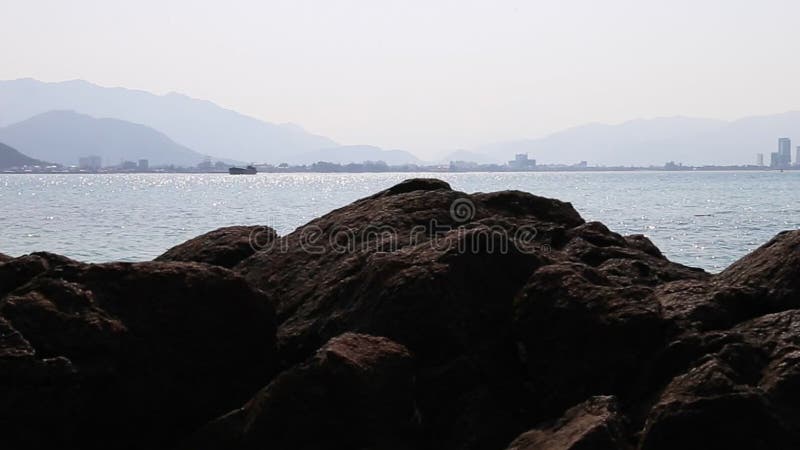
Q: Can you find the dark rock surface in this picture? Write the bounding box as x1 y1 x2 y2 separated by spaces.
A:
0 258 276 450
505 396 630 450
156 225 277 268
186 333 418 450
4 179 800 450
0 251 76 298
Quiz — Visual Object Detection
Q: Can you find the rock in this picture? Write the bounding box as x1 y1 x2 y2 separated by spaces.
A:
639 355 798 450
0 260 276 450
513 262 664 416
654 279 766 332
624 234 664 258
566 221 628 248
0 252 77 298
235 181 588 449
376 177 452 196
562 224 708 286
187 333 418 450
156 225 277 268
733 310 800 412
716 230 800 311
234 179 713 449
639 308 800 449
652 232 800 334
505 396 630 450
0 253 11 263
472 190 585 228
237 182 569 358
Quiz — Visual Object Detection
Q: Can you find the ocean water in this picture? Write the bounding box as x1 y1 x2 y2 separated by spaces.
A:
1 171 798 272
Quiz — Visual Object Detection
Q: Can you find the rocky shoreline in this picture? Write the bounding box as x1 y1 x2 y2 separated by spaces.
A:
2 178 799 449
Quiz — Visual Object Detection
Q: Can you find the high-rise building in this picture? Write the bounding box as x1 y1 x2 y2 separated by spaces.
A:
138 159 149 171
796 147 800 167
757 153 764 166
771 152 780 168
778 138 792 167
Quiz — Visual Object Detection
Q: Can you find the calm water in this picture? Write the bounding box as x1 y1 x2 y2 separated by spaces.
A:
1 171 798 272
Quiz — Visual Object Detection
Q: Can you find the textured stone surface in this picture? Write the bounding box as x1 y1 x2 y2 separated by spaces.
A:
505 396 630 450
156 225 277 268
187 333 418 450
0 259 276 450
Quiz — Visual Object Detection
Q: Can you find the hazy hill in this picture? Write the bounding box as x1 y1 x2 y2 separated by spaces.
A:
0 78 338 163
293 145 421 165
475 114 800 166
0 141 49 169
0 110 210 167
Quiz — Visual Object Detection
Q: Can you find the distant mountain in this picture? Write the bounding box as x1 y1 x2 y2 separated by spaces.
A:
474 114 800 166
476 117 735 166
0 141 49 169
0 78 338 163
293 145 422 165
0 110 211 167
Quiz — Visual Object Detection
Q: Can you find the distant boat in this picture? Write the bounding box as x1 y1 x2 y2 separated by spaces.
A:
229 165 257 175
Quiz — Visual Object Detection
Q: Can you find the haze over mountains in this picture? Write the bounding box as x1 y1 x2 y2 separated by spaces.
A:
1 78 798 167
0 79 339 164
0 141 48 169
474 114 800 166
0 110 212 167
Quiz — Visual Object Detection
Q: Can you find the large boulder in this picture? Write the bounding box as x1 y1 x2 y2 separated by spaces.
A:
187 333 418 450
0 259 276 450
156 225 277 268
232 179 708 449
233 180 588 449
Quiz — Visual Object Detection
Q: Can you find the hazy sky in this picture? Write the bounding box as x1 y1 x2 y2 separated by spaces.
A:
3 0 800 157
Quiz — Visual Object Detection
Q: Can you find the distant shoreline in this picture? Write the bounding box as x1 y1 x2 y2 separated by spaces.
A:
1 166 794 175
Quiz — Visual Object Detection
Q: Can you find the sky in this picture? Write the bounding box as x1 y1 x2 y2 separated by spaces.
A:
2 0 800 158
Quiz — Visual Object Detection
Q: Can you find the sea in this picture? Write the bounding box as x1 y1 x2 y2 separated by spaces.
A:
1 171 798 273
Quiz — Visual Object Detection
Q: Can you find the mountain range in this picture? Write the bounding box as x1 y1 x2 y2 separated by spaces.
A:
0 78 338 164
0 110 211 167
473 114 800 166
0 78 426 166
0 141 49 169
2 78 800 167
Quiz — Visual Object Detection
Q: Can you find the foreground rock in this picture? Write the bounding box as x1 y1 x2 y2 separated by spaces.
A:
232 179 707 449
156 225 277 268
5 179 800 450
187 333 418 450
0 258 276 450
